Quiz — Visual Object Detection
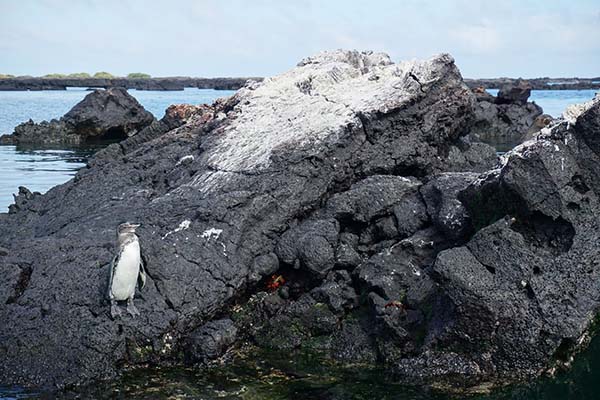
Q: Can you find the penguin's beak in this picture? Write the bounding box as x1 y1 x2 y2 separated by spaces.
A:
131 223 141 229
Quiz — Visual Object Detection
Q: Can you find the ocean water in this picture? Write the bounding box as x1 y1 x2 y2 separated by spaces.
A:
4 335 600 399
0 88 234 210
486 89 598 117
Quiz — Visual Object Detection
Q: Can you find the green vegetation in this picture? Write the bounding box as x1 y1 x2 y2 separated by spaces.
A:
14 71 158 80
43 72 92 79
21 71 159 80
43 73 67 78
127 72 151 79
68 72 92 78
93 71 116 79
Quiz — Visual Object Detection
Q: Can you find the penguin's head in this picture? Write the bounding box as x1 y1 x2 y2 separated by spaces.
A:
117 222 141 234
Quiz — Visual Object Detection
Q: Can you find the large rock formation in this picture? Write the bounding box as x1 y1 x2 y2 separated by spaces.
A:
4 50 599 394
0 88 155 145
470 82 548 150
0 50 497 390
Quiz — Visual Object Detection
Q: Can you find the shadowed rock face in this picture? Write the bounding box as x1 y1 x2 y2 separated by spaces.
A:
8 49 594 392
496 80 533 105
0 88 155 145
419 94 600 385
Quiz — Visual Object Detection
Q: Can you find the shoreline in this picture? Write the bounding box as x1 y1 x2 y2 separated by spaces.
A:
0 76 262 91
465 77 600 91
0 76 598 91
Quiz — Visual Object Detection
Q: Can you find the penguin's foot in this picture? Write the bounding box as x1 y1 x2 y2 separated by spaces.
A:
110 303 122 319
127 299 140 317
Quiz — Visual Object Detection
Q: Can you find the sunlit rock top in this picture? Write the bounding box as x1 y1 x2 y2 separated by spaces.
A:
205 50 460 173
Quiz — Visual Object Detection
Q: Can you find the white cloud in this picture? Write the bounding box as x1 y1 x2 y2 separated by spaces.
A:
450 23 503 54
0 0 598 78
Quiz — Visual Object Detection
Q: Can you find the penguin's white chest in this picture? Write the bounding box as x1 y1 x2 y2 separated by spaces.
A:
111 240 141 301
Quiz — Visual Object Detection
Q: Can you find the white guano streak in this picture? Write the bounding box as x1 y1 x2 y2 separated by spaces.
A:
162 220 191 240
204 52 447 175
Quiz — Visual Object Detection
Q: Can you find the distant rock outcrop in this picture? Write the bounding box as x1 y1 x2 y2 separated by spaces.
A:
0 77 258 91
496 80 533 104
0 88 155 145
469 81 547 149
465 77 600 91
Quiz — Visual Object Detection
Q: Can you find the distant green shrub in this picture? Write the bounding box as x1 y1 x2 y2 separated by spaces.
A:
43 73 67 78
0 74 14 79
93 71 116 79
68 72 92 79
127 72 151 79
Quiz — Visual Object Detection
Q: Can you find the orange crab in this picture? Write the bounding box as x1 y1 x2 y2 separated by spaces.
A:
385 300 406 311
266 274 286 291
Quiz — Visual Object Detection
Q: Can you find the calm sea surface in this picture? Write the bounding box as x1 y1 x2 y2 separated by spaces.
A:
0 88 599 398
487 88 598 117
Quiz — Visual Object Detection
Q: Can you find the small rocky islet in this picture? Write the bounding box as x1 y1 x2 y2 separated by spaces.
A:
0 87 156 146
0 50 599 396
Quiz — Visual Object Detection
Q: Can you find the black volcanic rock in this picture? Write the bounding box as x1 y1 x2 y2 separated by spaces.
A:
0 88 155 145
470 82 545 148
7 51 600 394
63 87 154 138
116 103 217 155
421 172 477 241
0 50 498 390
497 80 532 105
421 95 600 385
183 319 238 364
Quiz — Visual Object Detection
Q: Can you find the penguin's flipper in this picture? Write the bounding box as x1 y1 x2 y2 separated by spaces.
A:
138 258 147 290
107 253 119 300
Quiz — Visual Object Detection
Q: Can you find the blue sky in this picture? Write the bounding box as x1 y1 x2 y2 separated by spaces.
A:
0 0 598 78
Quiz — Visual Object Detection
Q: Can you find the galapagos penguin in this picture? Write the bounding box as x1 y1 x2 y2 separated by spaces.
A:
108 222 146 318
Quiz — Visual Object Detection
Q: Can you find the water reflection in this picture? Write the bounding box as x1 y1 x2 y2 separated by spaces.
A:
4 335 600 400
51 349 445 400
0 385 39 399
